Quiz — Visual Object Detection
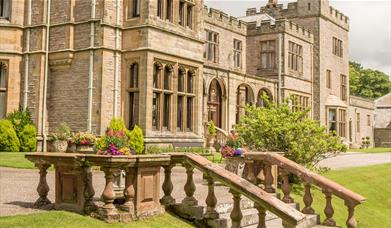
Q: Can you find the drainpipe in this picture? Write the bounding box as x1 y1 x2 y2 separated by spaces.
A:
87 0 96 131
277 33 282 104
42 0 52 152
113 0 120 117
23 0 32 109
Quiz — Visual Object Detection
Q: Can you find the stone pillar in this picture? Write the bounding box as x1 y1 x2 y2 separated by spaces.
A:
34 164 52 208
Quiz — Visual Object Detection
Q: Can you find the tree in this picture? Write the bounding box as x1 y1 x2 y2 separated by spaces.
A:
349 61 390 99
235 97 346 170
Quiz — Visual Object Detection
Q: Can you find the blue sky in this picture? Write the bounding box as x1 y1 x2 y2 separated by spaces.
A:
204 0 391 76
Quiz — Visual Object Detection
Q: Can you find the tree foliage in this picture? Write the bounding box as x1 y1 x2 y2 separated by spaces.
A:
349 61 390 99
235 98 346 170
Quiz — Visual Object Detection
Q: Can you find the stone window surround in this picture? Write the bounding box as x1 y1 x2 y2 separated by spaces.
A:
327 107 347 138
326 69 332 89
126 62 139 129
0 61 7 119
205 29 219 63
332 37 343 58
260 40 276 70
233 39 242 69
290 93 310 113
127 0 141 19
367 114 371 126
340 74 347 101
0 0 10 20
288 41 303 74
152 61 196 133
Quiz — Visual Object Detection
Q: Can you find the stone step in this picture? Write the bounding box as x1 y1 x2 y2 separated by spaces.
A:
243 214 321 228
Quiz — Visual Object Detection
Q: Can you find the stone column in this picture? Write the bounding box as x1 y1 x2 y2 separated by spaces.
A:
83 166 96 214
34 164 52 208
99 167 120 223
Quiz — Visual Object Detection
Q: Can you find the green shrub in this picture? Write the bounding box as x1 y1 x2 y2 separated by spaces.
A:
235 98 346 170
19 124 37 152
109 118 127 132
208 120 217 135
128 125 145 154
6 109 33 136
0 120 20 152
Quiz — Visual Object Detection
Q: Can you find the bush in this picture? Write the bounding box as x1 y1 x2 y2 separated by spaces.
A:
208 120 217 135
6 109 33 136
19 124 37 152
0 120 20 152
128 125 145 154
109 118 127 132
235 98 346 170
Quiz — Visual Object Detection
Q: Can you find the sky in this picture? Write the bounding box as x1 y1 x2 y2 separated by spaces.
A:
204 0 391 76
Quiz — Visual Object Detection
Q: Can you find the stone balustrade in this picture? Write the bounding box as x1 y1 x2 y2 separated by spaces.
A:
244 152 366 228
164 153 305 227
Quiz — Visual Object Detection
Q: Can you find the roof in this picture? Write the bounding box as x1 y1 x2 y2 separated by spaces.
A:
238 13 275 26
325 95 348 107
375 93 391 108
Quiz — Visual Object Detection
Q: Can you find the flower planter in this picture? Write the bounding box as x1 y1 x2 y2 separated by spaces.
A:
48 140 68 152
207 135 216 150
75 144 95 154
224 156 245 176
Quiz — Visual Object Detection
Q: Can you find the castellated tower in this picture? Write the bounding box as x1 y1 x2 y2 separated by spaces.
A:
258 0 350 124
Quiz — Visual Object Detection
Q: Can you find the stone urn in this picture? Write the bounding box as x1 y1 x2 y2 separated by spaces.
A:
225 156 245 176
48 140 68 152
207 134 216 148
75 144 95 154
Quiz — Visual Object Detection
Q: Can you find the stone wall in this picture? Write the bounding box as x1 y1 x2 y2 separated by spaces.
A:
348 96 375 147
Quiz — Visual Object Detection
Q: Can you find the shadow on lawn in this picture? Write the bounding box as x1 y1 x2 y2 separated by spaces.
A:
5 201 54 210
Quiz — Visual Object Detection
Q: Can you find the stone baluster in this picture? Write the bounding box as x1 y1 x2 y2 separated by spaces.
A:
281 170 293 203
34 164 51 208
322 189 336 226
263 163 275 193
161 165 175 206
83 166 96 214
244 160 256 184
229 189 243 228
302 182 315 214
254 204 266 228
182 163 197 206
345 201 358 228
255 161 265 187
100 167 119 221
204 175 218 219
121 167 136 213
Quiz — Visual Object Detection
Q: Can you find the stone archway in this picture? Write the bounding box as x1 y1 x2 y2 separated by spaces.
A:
236 84 255 123
207 78 225 128
257 88 273 107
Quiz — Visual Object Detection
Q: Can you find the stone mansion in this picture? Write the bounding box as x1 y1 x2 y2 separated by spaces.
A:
0 0 374 150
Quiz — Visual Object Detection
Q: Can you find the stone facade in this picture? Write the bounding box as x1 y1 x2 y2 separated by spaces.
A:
0 0 374 150
374 93 391 147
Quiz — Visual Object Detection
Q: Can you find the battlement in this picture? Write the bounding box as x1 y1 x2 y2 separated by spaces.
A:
247 19 314 43
328 6 349 24
203 6 247 34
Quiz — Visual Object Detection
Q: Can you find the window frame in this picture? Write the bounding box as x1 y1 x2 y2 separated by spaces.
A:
0 0 10 20
127 63 140 129
326 69 332 89
340 74 347 101
288 41 303 73
332 37 343 57
205 30 219 63
233 39 242 68
260 40 276 70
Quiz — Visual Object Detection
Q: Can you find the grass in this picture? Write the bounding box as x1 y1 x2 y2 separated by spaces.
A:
347 147 391 153
0 211 194 228
0 152 36 169
290 163 391 228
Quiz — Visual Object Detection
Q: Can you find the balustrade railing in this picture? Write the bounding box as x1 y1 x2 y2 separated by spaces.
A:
163 153 306 227
244 152 366 228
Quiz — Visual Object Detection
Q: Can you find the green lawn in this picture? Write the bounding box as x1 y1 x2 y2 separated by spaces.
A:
0 211 194 228
0 152 36 169
290 163 391 228
347 147 391 153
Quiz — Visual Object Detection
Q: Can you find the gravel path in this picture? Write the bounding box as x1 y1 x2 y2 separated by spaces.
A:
1 152 390 217
317 152 391 169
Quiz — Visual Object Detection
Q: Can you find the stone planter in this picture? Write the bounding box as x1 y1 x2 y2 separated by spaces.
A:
48 140 68 152
207 134 216 150
75 144 95 154
224 156 245 176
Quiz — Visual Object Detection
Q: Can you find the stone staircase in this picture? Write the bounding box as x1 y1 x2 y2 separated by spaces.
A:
211 195 338 228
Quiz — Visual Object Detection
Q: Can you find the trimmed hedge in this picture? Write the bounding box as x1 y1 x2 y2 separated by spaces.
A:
0 120 20 152
19 124 37 152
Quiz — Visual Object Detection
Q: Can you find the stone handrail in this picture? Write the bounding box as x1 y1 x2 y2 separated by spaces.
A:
163 153 306 227
213 127 229 152
244 152 366 228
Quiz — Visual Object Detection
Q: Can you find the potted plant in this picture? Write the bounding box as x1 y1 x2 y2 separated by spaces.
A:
207 120 217 149
73 131 96 154
221 130 247 175
47 122 71 152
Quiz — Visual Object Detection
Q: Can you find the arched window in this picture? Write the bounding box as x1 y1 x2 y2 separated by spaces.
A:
178 67 185 92
164 65 172 90
208 79 223 128
153 63 173 131
127 63 139 129
257 88 273 107
236 84 254 123
187 70 194 94
0 62 8 119
153 62 162 89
